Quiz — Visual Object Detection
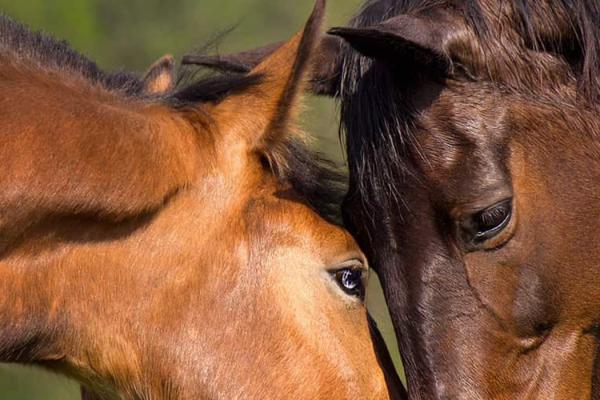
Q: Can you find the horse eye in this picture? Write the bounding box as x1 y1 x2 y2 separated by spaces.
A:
461 199 512 247
332 268 365 298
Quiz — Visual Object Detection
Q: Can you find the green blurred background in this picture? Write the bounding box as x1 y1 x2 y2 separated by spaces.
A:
0 1 403 398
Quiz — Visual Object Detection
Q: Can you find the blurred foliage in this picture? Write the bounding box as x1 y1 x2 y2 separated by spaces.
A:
0 0 360 73
0 0 404 398
0 365 79 399
1 0 362 158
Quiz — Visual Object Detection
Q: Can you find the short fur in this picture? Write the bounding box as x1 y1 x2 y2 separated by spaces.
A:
340 0 600 214
0 3 392 399
0 12 345 223
335 1 600 399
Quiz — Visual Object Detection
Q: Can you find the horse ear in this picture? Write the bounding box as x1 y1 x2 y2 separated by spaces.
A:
328 13 455 74
182 35 342 96
213 0 327 153
142 54 176 95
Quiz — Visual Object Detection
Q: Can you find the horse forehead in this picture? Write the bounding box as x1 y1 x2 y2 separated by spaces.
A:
243 193 357 259
441 84 510 138
416 85 511 178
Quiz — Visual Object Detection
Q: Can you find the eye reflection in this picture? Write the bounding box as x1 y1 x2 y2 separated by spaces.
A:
332 268 364 298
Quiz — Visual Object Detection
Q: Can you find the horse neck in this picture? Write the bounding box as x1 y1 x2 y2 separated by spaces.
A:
0 175 254 398
0 60 201 249
0 223 169 396
0 60 204 368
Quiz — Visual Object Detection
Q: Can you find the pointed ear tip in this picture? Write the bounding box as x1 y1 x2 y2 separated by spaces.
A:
181 54 206 64
182 55 252 74
312 0 326 16
305 0 327 32
263 0 325 69
327 27 362 40
327 27 344 35
161 54 176 67
327 26 362 35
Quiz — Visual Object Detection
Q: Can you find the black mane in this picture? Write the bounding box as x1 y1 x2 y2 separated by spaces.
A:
0 14 264 103
0 14 144 95
340 0 600 215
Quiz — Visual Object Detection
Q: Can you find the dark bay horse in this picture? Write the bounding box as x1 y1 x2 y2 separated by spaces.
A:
191 0 600 398
0 2 393 398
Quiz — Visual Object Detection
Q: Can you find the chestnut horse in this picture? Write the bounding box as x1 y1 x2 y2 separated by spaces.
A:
0 2 394 399
192 0 600 398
